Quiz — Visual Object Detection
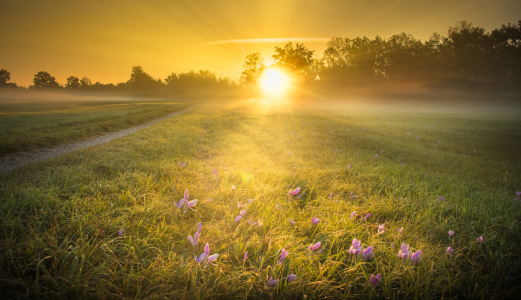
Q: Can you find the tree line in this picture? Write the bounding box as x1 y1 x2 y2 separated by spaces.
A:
2 20 520 96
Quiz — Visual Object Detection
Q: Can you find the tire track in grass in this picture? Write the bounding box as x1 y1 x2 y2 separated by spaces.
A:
0 105 198 174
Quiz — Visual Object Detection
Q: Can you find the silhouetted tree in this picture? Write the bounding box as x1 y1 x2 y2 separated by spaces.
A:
441 21 493 81
491 21 521 83
165 72 179 87
127 66 163 95
0 69 18 88
80 77 92 88
241 53 265 85
32 71 60 88
66 76 80 88
272 42 315 79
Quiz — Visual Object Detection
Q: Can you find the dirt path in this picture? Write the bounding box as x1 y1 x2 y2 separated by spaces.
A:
0 105 198 174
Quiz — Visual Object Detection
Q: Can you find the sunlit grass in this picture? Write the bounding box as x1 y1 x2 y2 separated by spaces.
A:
0 101 520 298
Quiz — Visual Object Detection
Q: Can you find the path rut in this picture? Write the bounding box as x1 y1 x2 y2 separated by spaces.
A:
0 104 198 174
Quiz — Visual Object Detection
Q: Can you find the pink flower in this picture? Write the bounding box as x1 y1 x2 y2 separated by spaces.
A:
375 154 379 158
243 251 248 262
118 227 124 236
439 196 444 201
234 216 242 223
397 243 410 259
240 209 247 217
186 199 197 210
347 164 352 169
286 274 297 283
477 236 483 244
308 242 322 252
347 238 362 256
279 248 289 264
362 246 374 261
397 227 404 234
207 254 219 265
268 277 279 287
197 222 202 234
231 185 236 191
188 231 199 246
350 211 356 220
289 218 296 226
175 198 187 209
446 246 454 255
370 274 381 286
448 230 454 238
411 250 422 264
184 189 189 201
514 191 521 202
213 168 218 175
204 243 210 256
311 217 320 225
247 199 253 205
194 253 207 264
365 213 370 220
378 224 385 235
288 187 301 196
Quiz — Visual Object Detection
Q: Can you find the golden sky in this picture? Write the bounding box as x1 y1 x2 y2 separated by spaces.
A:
1 0 520 87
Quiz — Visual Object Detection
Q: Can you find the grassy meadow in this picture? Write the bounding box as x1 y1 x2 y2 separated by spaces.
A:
0 98 190 155
0 99 520 299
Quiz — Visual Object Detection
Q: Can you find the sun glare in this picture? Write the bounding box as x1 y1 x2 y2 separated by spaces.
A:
259 69 291 97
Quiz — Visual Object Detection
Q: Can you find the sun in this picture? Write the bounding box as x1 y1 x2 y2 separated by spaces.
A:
259 68 291 97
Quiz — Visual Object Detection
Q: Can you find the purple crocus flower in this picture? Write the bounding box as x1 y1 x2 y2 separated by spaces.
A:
194 253 207 264
186 199 198 210
378 224 385 235
347 164 352 169
118 227 124 236
439 196 444 201
477 236 483 244
308 242 322 252
197 222 202 235
247 199 253 205
411 250 422 264
347 238 362 256
243 251 248 262
397 243 410 259
365 213 370 220
188 231 199 246
279 248 289 264
514 191 521 202
288 187 301 196
213 168 218 175
207 254 219 265
448 230 454 238
240 209 247 217
204 243 210 256
234 216 242 223
175 198 187 209
397 227 404 234
289 218 296 226
268 277 279 287
370 274 381 286
311 217 320 225
350 211 356 220
363 246 374 261
286 274 297 283
375 154 379 158
446 246 454 255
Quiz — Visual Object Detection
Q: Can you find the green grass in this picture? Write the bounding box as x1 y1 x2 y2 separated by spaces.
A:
0 100 520 299
0 98 192 156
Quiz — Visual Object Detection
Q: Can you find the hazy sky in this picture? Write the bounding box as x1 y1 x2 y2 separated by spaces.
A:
1 0 520 87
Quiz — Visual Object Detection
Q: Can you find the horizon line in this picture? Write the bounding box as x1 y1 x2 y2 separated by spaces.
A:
200 37 331 46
